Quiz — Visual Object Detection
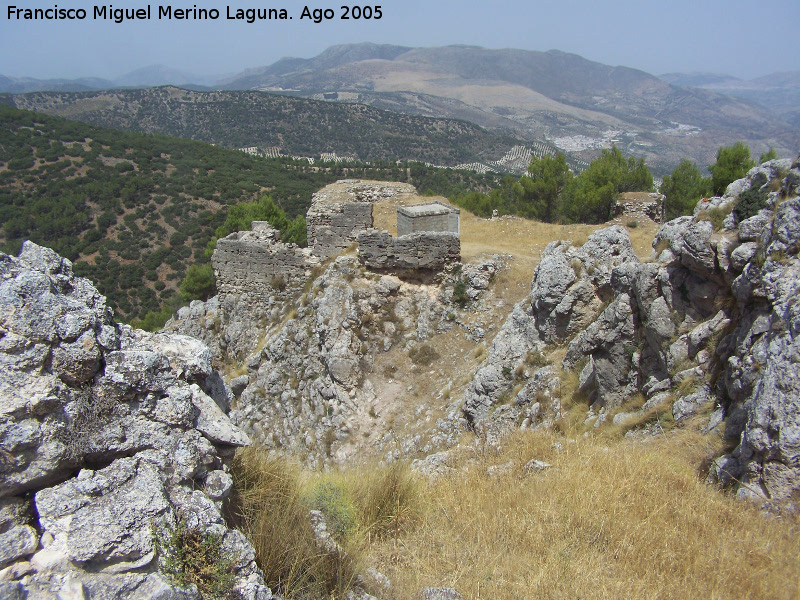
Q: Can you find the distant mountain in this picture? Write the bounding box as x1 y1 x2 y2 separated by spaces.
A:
113 64 228 88
659 72 745 88
659 70 800 130
0 76 114 93
5 44 798 169
220 44 799 171
0 65 229 93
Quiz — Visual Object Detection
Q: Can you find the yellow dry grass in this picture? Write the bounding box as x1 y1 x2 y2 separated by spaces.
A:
366 428 800 600
373 190 659 312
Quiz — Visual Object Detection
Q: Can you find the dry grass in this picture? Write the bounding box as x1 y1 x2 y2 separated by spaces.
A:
228 448 422 599
364 428 800 600
226 449 356 598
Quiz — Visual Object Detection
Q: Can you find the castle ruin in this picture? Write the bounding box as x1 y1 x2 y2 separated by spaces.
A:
211 180 461 298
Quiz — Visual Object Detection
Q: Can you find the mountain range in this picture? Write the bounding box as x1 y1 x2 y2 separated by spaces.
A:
3 44 799 172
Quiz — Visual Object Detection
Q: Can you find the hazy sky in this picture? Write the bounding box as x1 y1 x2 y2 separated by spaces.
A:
1 0 798 81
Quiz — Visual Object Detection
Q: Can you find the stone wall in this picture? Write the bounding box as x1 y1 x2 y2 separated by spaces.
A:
397 201 460 237
211 221 318 299
615 193 664 223
306 180 419 260
307 201 374 260
357 229 461 271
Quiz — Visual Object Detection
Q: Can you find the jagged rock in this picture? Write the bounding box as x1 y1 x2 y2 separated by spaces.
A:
462 303 541 423
0 243 269 599
0 526 38 568
730 242 759 271
463 228 637 425
672 385 713 421
422 588 463 600
35 453 169 564
459 159 800 502
486 461 515 478
523 459 552 473
680 220 719 281
563 293 637 409
411 451 455 478
738 210 772 242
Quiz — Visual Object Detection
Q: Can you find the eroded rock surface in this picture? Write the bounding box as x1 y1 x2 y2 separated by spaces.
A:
0 242 270 599
463 158 800 503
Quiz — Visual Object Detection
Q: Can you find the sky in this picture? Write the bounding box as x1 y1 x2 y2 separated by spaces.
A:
1 0 798 81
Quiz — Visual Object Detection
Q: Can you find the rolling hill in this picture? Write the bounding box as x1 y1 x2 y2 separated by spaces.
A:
5 86 525 168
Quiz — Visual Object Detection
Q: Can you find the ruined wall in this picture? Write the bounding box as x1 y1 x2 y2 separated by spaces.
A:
211 221 318 299
306 201 373 260
397 201 460 236
306 180 419 260
357 229 461 271
614 193 664 223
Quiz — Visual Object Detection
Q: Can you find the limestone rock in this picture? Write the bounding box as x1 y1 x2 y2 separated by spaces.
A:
0 242 267 598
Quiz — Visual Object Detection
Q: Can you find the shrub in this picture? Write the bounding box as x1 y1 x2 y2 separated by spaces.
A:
270 273 286 291
227 450 357 598
452 281 469 307
180 264 216 301
695 203 732 231
408 343 440 367
310 481 358 540
734 180 769 223
156 517 236 599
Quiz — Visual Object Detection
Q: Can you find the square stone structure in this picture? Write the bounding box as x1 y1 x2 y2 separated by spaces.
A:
397 201 460 237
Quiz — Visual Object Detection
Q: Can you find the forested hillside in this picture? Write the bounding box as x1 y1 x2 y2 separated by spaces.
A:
0 105 501 323
6 87 523 166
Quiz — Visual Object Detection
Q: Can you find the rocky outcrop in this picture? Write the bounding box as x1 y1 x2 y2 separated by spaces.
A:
0 243 270 599
228 255 458 468
464 158 800 503
462 226 639 425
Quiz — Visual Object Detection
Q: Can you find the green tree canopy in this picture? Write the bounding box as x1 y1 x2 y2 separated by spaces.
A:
759 147 778 164
660 159 713 220
559 146 653 223
207 195 307 257
180 264 216 301
709 142 755 196
512 153 573 222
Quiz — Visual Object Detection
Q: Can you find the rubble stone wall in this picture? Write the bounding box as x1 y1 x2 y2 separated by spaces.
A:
397 201 460 236
357 229 461 271
211 222 318 300
307 201 374 260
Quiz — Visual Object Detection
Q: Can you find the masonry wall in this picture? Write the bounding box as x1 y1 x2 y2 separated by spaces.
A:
396 201 460 237
211 222 317 300
357 229 461 271
306 202 374 260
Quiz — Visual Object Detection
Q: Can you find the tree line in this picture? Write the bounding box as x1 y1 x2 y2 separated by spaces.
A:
450 142 779 224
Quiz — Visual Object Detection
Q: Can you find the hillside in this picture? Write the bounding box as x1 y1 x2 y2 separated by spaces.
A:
1 161 799 598
163 163 800 597
660 69 800 130
221 44 799 173
0 105 502 322
4 86 525 167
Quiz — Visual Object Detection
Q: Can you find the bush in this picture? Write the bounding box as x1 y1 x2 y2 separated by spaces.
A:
408 343 440 367
452 281 469 308
734 178 769 223
156 517 236 598
227 450 358 598
661 159 712 220
180 264 216 301
310 481 358 540
709 142 754 196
